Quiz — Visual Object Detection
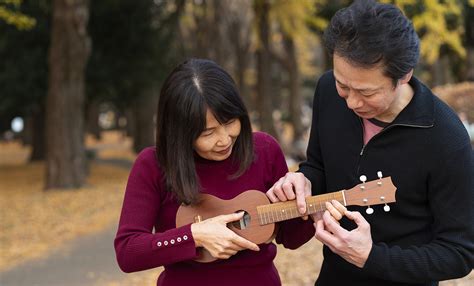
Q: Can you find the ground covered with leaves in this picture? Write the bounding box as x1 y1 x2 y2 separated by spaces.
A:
0 131 471 285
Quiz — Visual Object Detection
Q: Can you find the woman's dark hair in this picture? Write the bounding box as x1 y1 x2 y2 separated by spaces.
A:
156 59 254 205
323 0 420 86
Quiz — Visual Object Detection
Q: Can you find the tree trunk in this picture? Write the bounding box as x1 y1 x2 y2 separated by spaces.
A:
255 0 277 138
284 36 304 143
86 100 101 140
133 86 158 153
430 55 453 87
467 47 474 81
465 4 474 81
124 107 135 138
228 0 252 111
45 0 91 190
29 108 46 161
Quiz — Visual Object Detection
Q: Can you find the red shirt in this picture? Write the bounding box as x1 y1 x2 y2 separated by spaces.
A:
114 132 315 286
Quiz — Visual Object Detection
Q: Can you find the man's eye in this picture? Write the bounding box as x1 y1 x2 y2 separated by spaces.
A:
337 83 348 89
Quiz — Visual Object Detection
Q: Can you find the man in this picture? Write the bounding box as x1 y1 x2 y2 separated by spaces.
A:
267 1 474 285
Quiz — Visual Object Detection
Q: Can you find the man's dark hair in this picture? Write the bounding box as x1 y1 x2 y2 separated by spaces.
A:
155 58 254 205
324 0 420 86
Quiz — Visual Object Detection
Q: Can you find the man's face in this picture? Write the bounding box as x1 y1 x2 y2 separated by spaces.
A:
333 54 406 122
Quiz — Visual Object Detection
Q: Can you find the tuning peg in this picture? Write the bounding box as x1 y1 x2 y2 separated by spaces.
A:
359 175 367 190
377 171 383 186
380 196 390 212
362 198 374 214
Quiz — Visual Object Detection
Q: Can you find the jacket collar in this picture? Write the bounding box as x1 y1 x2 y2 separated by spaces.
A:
390 76 434 128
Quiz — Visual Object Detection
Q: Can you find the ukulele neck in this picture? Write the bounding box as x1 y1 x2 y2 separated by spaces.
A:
256 191 345 225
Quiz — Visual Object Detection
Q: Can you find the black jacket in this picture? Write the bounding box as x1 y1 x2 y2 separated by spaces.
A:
299 71 474 286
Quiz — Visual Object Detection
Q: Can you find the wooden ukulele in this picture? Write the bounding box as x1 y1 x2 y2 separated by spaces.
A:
175 175 397 262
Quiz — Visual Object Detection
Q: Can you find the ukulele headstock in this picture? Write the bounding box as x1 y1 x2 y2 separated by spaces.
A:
344 172 396 214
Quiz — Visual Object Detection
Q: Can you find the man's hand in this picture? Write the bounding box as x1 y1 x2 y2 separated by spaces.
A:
266 172 312 216
314 209 373 268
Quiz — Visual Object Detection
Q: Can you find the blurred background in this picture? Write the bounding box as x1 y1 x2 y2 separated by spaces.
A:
0 0 472 285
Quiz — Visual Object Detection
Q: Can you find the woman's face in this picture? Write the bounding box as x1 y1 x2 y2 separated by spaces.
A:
193 109 241 161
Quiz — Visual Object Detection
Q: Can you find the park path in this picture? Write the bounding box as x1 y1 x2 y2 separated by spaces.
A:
0 158 133 286
0 224 125 286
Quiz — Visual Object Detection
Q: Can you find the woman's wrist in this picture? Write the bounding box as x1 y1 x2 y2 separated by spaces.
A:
190 223 202 247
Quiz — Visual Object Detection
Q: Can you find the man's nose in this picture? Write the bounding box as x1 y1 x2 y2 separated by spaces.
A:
346 92 363 109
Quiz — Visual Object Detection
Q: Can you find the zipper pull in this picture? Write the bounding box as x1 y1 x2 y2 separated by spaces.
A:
360 145 366 156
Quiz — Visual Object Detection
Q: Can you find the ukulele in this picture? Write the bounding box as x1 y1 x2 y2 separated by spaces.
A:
175 174 397 262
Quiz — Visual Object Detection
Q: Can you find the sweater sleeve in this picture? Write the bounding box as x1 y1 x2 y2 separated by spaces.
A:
114 149 198 273
259 134 315 249
363 142 474 283
298 76 327 196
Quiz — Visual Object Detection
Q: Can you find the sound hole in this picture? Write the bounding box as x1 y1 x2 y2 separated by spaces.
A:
230 210 251 230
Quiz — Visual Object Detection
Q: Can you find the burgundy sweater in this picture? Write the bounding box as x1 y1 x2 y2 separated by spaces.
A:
114 132 315 286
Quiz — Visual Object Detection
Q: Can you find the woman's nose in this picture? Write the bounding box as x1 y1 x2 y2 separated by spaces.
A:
216 128 231 146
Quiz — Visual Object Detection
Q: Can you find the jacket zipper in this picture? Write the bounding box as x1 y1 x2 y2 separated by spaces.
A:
357 120 433 173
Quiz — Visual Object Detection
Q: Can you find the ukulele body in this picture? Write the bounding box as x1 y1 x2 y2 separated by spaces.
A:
175 190 276 262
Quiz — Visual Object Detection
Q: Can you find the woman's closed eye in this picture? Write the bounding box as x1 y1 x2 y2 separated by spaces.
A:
201 129 215 137
225 119 237 125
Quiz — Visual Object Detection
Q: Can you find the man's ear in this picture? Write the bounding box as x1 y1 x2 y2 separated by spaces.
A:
400 69 413 85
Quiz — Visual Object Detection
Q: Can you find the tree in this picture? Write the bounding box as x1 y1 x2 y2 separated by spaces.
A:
0 0 36 29
45 0 90 189
87 0 185 153
255 0 278 138
270 0 326 151
383 0 469 85
463 0 474 81
0 0 50 161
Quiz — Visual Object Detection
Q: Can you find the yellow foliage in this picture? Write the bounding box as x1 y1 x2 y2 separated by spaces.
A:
270 0 327 78
0 0 36 30
383 0 466 64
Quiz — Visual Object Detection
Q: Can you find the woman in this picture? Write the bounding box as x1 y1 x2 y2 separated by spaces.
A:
114 59 335 285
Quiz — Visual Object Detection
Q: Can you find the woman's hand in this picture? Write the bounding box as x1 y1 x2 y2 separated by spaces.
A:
191 212 260 260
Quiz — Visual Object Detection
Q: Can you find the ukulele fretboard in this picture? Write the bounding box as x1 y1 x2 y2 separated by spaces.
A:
256 191 345 225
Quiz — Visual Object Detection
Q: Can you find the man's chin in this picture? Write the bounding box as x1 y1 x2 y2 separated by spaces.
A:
354 110 371 118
